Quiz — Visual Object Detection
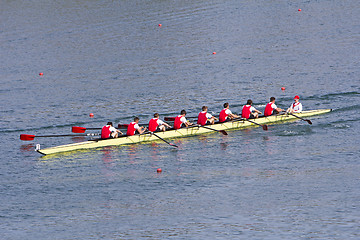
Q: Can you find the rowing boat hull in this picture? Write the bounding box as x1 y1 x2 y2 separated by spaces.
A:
37 109 331 155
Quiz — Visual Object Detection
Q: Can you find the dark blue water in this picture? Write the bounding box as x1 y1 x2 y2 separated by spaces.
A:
1 1 359 239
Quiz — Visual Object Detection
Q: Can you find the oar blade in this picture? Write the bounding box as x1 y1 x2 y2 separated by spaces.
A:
164 117 176 121
262 125 268 131
170 143 179 148
220 130 228 135
306 119 312 125
20 134 35 141
72 126 86 133
118 124 129 128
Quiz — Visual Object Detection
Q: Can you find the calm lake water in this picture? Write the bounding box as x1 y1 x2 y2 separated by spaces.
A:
1 0 359 239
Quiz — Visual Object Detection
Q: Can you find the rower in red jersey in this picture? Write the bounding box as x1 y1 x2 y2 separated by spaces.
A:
126 117 147 136
174 110 193 130
286 95 303 113
219 102 239 122
148 113 171 132
264 97 284 116
241 99 262 119
101 122 122 139
197 106 217 126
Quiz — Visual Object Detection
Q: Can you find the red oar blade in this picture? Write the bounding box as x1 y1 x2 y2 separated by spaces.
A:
20 134 35 141
220 130 228 135
164 117 176 121
118 124 129 128
306 119 312 125
72 126 86 133
263 125 268 131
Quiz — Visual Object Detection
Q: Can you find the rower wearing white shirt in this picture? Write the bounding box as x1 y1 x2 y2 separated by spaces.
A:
126 117 147 136
241 99 262 119
287 95 303 113
174 110 193 130
219 102 239 122
148 113 171 132
264 97 285 116
101 122 122 139
197 106 217 126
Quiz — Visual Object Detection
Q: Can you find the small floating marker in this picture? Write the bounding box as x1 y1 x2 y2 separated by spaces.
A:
158 24 162 27
157 168 162 173
281 87 286 91
212 52 216 55
298 9 302 12
89 113 94 118
39 72 43 76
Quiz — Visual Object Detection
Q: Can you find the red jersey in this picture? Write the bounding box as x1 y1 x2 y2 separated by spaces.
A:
264 102 274 116
219 109 228 123
126 122 137 136
242 105 252 119
101 125 111 139
174 115 183 130
197 112 208 126
149 118 159 132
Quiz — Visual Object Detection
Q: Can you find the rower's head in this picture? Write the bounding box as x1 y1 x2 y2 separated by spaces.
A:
134 117 140 123
154 113 159 118
294 95 300 102
107 122 113 126
202 106 208 112
270 97 276 103
246 99 253 105
223 102 229 109
180 109 187 116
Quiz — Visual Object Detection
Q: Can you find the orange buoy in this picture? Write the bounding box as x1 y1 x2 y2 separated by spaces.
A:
158 24 162 27
212 52 216 55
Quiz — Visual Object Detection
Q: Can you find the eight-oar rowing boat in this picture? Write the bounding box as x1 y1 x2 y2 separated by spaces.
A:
36 109 331 155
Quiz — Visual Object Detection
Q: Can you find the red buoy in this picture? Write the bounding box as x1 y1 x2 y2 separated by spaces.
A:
212 52 216 55
89 113 94 118
158 24 162 27
39 72 43 76
298 9 302 11
157 168 162 173
281 87 286 91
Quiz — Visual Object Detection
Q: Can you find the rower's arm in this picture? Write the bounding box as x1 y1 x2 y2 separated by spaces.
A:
137 126 147 134
229 113 239 118
184 121 193 127
255 109 262 114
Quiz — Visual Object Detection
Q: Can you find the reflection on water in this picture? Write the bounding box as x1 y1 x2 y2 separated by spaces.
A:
220 142 228 151
20 143 35 152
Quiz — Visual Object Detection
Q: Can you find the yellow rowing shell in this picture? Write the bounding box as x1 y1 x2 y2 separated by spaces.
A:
37 109 331 156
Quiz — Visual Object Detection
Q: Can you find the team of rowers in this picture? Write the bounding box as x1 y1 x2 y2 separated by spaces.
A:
101 95 303 139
